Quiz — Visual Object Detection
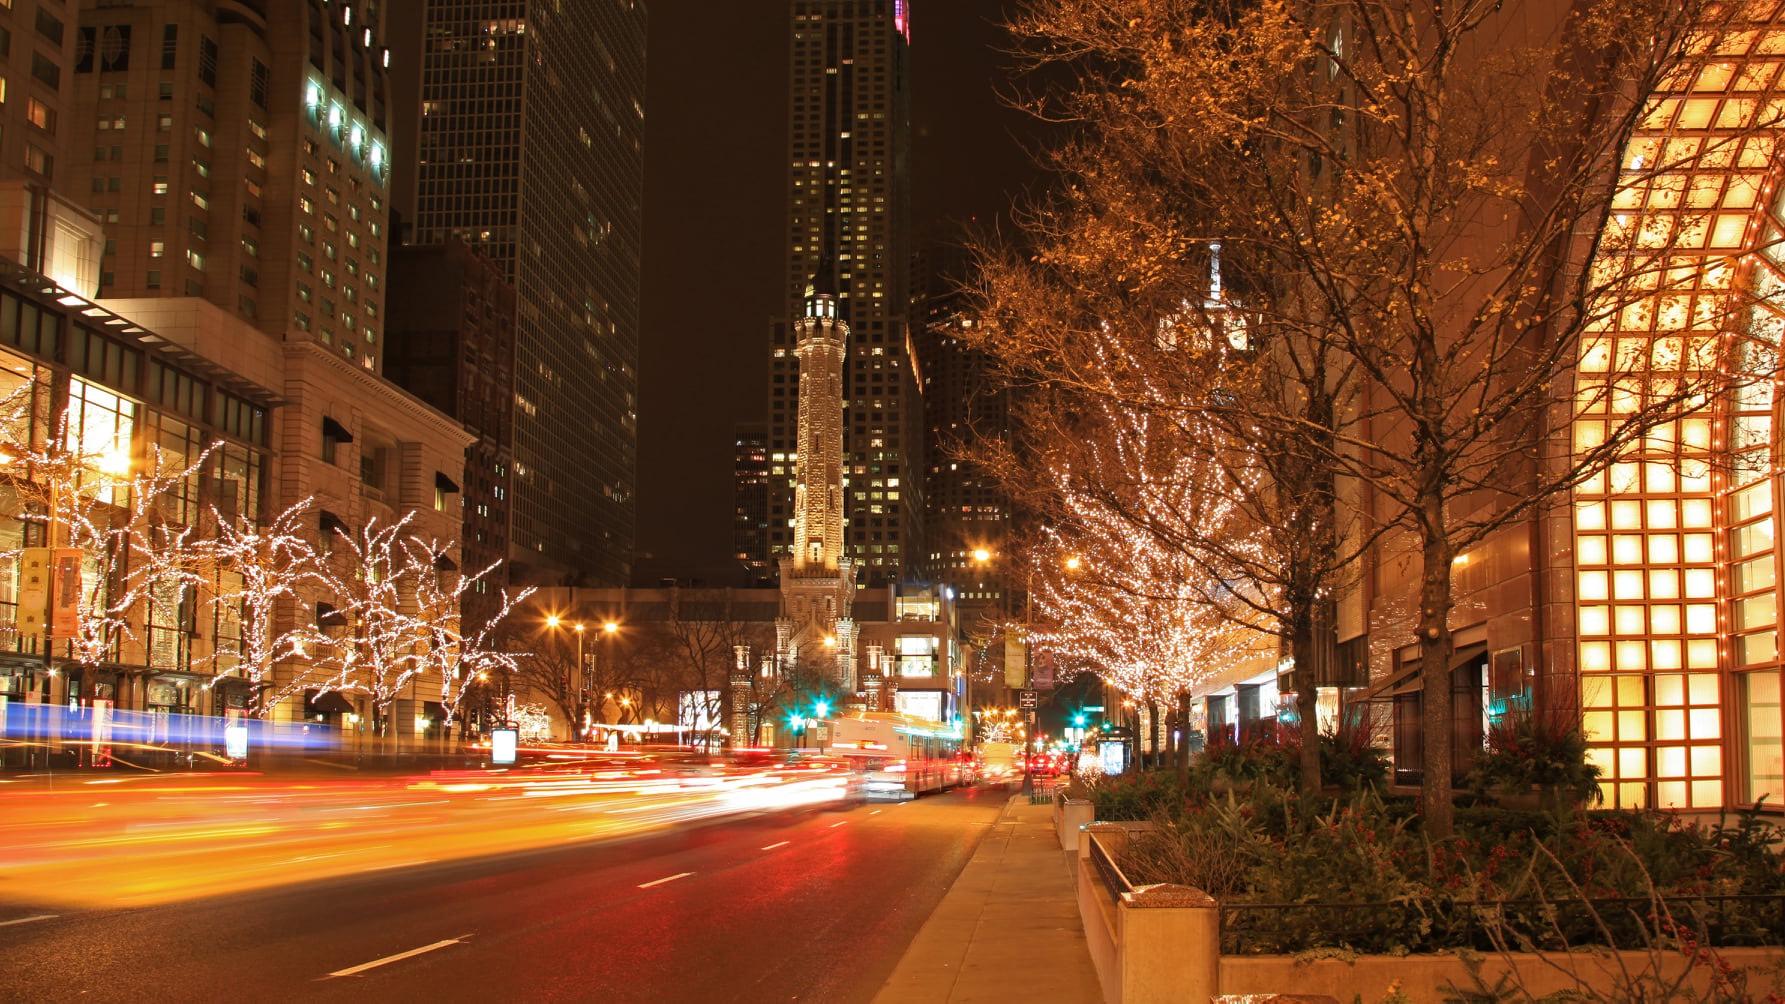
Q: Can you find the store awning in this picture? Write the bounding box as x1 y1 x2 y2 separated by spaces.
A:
319 510 350 539
321 415 354 443
1354 642 1488 704
435 471 460 494
304 690 355 716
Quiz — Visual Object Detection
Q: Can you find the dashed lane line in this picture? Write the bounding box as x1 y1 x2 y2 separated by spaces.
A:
325 935 471 978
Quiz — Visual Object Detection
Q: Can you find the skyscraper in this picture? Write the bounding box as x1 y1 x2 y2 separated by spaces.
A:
384 237 517 630
408 0 646 586
770 0 919 586
733 421 772 586
915 247 1010 630
73 1 395 367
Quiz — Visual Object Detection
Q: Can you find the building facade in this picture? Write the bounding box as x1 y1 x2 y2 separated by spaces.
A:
914 248 1010 641
1176 1 1785 815
407 0 646 586
384 237 517 630
769 0 919 586
732 421 771 586
66 0 470 732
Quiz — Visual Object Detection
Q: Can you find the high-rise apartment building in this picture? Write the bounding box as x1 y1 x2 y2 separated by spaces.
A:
733 421 771 586
0 0 103 295
72 1 395 371
769 0 919 586
408 1 646 586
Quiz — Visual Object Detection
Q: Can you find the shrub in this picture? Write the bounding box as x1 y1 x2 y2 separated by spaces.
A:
1085 768 1189 821
1465 708 1602 808
1112 778 1785 956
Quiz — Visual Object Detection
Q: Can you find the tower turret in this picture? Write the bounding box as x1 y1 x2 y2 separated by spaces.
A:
791 264 848 574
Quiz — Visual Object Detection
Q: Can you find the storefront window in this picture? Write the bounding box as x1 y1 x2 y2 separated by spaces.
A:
65 377 135 506
1742 671 1784 805
214 444 262 526
1566 22 1785 809
896 635 935 677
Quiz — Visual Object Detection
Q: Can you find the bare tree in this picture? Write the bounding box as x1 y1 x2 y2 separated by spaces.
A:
319 514 427 736
662 590 773 745
202 499 332 718
405 538 533 737
992 0 1760 834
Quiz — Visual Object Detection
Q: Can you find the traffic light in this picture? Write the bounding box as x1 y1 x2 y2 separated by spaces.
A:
1072 712 1088 727
813 699 831 719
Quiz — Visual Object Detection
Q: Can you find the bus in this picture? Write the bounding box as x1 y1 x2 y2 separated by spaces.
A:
827 711 968 800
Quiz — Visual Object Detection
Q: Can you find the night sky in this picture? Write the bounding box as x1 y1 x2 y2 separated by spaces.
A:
635 0 1048 582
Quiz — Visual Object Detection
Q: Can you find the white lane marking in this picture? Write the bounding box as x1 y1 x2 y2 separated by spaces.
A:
760 841 790 851
638 872 694 889
829 821 848 828
0 914 57 929
869 809 882 816
326 936 470 978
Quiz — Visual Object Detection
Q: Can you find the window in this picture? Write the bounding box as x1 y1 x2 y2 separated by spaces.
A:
190 191 208 211
65 378 135 505
198 36 217 87
249 59 268 110
31 53 58 89
148 241 164 258
157 114 172 131
34 8 62 46
151 178 168 195
186 249 204 271
161 24 176 70
24 144 51 177
25 98 53 133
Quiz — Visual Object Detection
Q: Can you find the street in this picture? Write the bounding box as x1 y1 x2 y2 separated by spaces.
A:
0 776 1006 1002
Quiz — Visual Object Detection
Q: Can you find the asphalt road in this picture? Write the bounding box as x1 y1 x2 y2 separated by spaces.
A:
0 786 1006 1003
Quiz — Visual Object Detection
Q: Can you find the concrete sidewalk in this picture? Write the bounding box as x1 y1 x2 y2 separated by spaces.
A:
875 793 1102 1003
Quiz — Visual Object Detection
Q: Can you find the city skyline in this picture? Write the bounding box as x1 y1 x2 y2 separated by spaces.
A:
635 0 1042 583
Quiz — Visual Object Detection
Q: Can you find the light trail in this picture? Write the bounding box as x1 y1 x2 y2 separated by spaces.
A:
0 758 856 909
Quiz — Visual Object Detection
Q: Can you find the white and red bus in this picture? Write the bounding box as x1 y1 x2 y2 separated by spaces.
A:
827 711 968 800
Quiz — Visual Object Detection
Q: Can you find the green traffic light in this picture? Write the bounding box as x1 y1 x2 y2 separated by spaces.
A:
814 699 831 718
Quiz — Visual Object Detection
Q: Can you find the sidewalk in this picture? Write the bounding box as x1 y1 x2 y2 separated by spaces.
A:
875 793 1103 1004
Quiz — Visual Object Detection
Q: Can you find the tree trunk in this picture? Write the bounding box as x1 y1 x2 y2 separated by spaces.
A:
1288 614 1323 798
1147 699 1161 769
1418 525 1457 839
1175 690 1192 786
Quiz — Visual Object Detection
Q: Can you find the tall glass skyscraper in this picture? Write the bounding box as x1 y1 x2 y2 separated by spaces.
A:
411 0 645 585
769 0 919 586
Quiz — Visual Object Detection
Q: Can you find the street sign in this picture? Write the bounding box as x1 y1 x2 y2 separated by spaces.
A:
1018 690 1037 710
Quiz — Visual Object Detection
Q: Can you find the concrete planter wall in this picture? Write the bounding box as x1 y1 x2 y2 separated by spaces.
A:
1075 824 1785 1004
1053 790 1093 852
